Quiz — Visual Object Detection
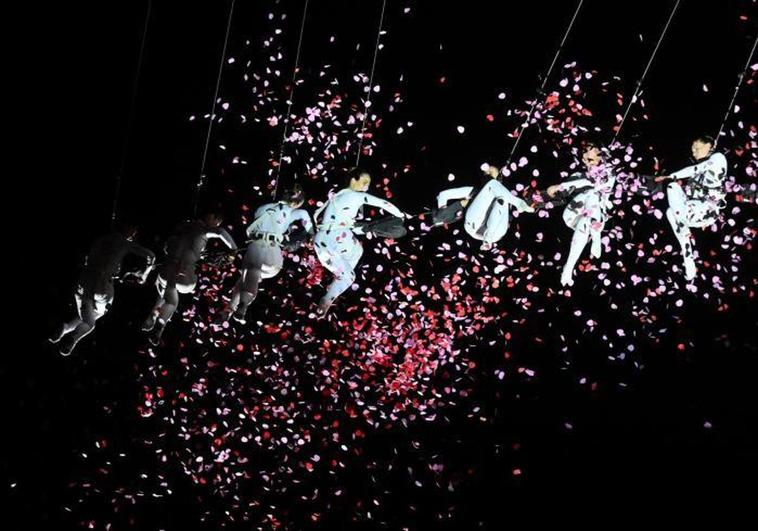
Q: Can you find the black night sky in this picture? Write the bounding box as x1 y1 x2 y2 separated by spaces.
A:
8 0 758 528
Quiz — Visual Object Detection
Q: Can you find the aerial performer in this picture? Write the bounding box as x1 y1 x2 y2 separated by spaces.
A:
142 210 236 345
655 135 727 280
50 223 155 356
219 185 313 323
434 164 534 250
313 168 406 316
543 142 617 287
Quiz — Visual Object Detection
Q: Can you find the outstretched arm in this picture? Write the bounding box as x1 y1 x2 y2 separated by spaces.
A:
559 177 592 191
436 186 474 209
208 228 237 249
546 176 592 197
361 193 405 218
290 208 314 233
656 154 726 182
672 153 726 181
501 189 535 212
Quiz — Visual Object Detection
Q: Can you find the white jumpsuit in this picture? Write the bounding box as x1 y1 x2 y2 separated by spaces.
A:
436 179 533 245
144 221 236 343
665 152 727 279
313 189 404 308
222 202 312 321
52 233 155 355
557 163 616 286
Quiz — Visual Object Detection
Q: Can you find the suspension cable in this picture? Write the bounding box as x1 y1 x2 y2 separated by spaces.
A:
111 0 153 227
714 34 757 149
272 0 311 199
192 0 237 217
505 0 585 166
355 0 388 168
611 0 682 145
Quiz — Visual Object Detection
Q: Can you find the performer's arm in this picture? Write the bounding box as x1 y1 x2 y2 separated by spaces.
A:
436 187 474 208
361 193 405 218
546 177 592 197
208 228 237 249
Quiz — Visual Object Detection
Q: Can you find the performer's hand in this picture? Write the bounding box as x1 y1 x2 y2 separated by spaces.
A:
654 175 669 183
486 166 500 178
460 199 470 207
546 185 561 198
226 254 236 264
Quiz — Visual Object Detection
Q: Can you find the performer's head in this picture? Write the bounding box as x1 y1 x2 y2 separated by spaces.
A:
581 141 602 168
347 167 371 192
691 135 714 161
201 210 224 228
116 221 139 241
283 184 305 208
482 163 501 180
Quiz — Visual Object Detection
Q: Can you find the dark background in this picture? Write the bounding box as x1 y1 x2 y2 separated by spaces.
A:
7 0 758 528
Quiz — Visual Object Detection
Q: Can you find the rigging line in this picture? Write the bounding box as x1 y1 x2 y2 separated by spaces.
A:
505 0 585 167
111 0 153 227
272 0 311 200
714 34 757 149
193 0 237 217
611 0 682 146
355 0 388 167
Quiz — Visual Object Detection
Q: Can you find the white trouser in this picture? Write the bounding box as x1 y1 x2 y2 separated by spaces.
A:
56 281 113 354
226 239 283 318
314 228 363 306
144 263 197 331
560 215 604 286
665 182 719 264
560 190 606 285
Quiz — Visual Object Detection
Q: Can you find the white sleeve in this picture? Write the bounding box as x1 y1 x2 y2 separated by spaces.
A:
669 155 720 181
361 193 404 218
489 181 526 208
208 228 237 249
290 208 314 232
560 178 592 191
436 186 474 208
502 189 532 211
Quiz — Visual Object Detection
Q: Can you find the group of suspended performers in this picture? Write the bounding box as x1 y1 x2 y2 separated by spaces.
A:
50 133 731 356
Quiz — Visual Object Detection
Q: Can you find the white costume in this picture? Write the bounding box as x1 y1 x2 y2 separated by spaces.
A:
143 221 236 344
436 179 533 245
51 232 155 355
221 202 313 322
556 163 616 286
664 152 727 280
313 189 403 310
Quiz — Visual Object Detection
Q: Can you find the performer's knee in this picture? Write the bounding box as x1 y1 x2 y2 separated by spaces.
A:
666 182 683 203
340 269 356 284
80 318 95 333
